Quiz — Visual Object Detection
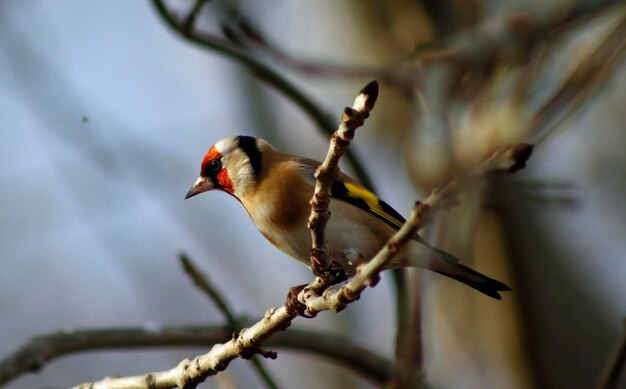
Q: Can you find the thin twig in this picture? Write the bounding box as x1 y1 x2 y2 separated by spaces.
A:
307 80 379 279
180 253 281 389
0 326 391 386
300 201 423 316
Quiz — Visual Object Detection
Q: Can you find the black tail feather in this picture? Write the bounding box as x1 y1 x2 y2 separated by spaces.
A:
435 262 511 300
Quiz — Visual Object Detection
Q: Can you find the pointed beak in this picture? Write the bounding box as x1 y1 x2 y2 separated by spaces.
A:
185 177 213 199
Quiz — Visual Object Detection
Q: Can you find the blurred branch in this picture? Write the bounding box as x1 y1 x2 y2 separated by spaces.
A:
149 0 375 190
0 326 391 387
180 253 281 389
183 0 619 84
162 0 623 136
486 179 580 210
181 0 207 34
597 320 626 389
181 253 238 326
393 277 423 389
426 0 619 66
409 1 623 190
206 0 400 82
532 7 626 145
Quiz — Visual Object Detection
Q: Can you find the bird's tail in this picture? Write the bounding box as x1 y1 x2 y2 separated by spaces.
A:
402 237 512 299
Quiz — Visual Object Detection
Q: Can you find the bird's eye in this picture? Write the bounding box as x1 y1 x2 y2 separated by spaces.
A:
203 159 222 177
208 159 221 172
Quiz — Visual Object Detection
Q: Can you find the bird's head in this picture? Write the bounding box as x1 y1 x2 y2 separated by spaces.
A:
185 135 265 200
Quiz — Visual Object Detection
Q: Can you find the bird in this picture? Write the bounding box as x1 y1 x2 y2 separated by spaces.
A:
185 135 511 299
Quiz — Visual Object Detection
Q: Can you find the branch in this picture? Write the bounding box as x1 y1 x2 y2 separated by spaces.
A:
58 84 530 389
301 201 423 316
206 0 399 82
0 326 391 387
307 80 379 279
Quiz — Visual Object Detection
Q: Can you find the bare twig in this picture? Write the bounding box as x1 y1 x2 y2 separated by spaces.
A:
307 80 379 279
0 326 391 386
300 200 425 316
180 253 281 389
68 307 294 388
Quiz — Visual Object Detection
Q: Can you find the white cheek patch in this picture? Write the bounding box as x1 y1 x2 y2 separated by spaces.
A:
223 149 255 197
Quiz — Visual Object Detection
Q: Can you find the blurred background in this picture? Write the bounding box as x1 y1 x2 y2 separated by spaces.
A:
0 1 624 388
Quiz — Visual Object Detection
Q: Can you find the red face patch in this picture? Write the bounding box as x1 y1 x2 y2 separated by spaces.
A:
216 169 234 194
200 146 234 194
201 146 221 174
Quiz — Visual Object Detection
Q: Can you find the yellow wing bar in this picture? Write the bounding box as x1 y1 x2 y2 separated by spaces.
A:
331 181 406 230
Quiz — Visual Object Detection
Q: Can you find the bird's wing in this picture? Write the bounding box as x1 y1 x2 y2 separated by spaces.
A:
294 158 461 265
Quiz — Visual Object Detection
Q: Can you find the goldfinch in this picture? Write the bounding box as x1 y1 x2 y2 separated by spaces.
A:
186 136 511 299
